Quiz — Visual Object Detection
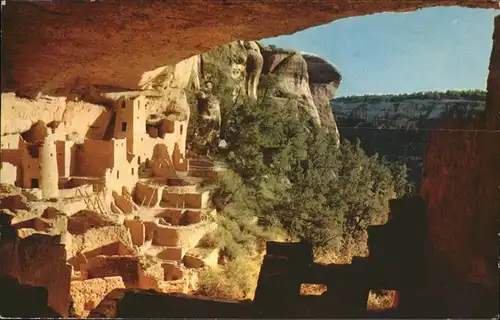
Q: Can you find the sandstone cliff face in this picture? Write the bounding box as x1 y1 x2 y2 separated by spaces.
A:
259 48 322 128
1 54 201 140
201 42 342 136
1 93 112 142
201 41 263 102
304 53 342 136
2 1 495 98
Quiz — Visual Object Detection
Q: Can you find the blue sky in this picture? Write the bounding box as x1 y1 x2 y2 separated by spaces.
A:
260 7 499 97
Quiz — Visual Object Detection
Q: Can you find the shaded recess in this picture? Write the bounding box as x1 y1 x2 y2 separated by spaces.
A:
1 1 496 98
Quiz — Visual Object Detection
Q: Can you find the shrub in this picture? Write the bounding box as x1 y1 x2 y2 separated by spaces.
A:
196 256 259 300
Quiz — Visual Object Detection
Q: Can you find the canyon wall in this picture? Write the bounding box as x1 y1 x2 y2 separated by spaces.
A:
333 94 486 186
418 15 500 317
2 1 496 98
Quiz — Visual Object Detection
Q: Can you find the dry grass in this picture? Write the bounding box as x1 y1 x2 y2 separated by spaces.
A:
196 254 263 301
313 240 369 266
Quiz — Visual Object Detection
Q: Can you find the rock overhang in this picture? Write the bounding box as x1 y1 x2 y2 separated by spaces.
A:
1 0 497 98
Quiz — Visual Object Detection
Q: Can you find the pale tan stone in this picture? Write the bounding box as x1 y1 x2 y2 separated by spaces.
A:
17 227 37 238
69 276 125 318
183 247 220 268
124 219 145 247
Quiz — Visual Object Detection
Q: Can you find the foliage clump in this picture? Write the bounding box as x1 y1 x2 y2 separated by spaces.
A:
196 256 260 300
220 99 412 251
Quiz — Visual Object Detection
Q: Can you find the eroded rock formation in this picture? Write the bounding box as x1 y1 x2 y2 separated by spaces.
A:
201 40 263 103
2 1 496 98
189 93 222 155
259 47 323 127
303 53 342 136
200 41 342 141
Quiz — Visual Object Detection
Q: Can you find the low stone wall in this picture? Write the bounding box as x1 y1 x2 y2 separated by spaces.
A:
160 191 210 209
13 216 67 234
28 197 88 217
69 276 125 318
58 184 94 199
162 262 184 281
0 194 30 211
184 210 201 224
188 159 214 168
188 170 217 180
0 234 72 317
164 185 197 194
153 220 217 252
134 182 162 207
157 247 183 261
144 220 157 242
60 177 104 190
166 178 191 186
184 247 219 268
70 225 133 256
68 225 134 268
113 191 136 213
154 209 201 226
67 210 115 235
156 208 183 225
81 256 140 287
124 219 145 246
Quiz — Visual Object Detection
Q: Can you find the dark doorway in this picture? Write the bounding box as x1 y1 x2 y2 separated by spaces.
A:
31 178 39 188
121 122 128 132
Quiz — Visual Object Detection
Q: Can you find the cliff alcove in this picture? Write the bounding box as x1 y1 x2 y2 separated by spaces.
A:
2 0 497 98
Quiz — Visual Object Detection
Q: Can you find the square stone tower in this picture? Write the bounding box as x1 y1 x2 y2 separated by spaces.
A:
114 95 147 155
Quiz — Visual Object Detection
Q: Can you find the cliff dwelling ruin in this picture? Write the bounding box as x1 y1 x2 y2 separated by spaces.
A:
0 0 499 318
0 93 220 317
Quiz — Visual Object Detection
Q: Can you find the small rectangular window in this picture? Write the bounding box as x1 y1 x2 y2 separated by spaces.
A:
117 170 120 179
122 101 126 108
131 168 135 175
180 125 184 135
31 178 39 188
121 122 127 132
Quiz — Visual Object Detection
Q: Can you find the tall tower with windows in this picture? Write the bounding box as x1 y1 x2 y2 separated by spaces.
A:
114 95 147 155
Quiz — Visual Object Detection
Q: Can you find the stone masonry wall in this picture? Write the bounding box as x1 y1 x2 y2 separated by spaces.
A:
0 234 72 317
